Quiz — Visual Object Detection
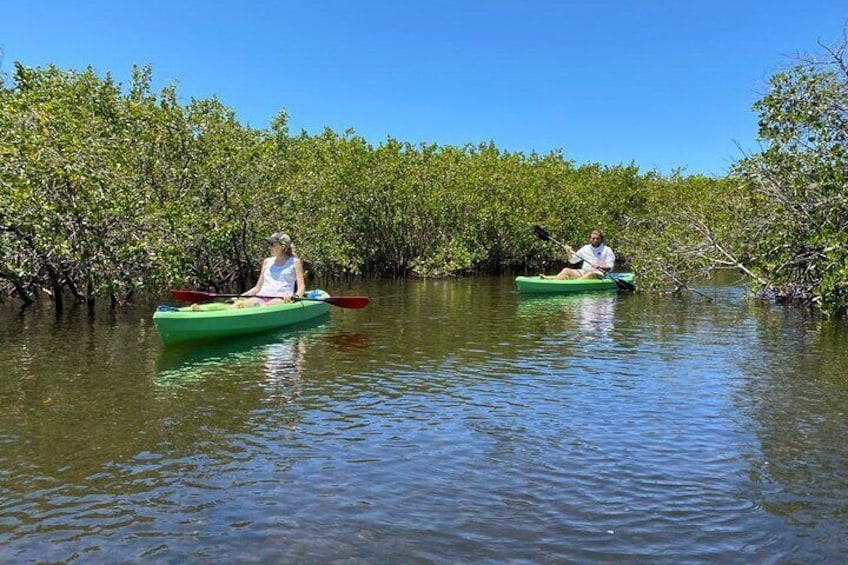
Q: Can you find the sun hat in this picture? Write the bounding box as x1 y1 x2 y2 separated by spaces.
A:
264 232 291 246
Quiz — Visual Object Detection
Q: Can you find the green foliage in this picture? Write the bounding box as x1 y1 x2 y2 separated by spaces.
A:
605 36 848 317
4 35 847 318
619 172 747 293
0 61 719 307
732 40 848 315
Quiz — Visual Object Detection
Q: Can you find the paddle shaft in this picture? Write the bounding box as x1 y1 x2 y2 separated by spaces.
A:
539 229 600 267
169 289 369 309
183 290 307 300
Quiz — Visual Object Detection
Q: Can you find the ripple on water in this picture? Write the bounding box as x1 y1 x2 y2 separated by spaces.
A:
1 281 846 562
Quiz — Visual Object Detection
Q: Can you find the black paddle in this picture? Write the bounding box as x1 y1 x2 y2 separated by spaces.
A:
532 225 635 292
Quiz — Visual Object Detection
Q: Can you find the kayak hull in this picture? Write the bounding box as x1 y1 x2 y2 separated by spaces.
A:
154 291 331 345
515 274 634 294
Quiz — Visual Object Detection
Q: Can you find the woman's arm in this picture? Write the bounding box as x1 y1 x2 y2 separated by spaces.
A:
293 258 305 298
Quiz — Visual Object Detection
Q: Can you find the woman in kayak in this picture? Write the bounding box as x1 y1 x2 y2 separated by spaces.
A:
235 232 305 307
541 229 615 280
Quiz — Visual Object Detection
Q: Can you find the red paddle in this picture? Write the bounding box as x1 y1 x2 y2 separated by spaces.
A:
170 289 370 309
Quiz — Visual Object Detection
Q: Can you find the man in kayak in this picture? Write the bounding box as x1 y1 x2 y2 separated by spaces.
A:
541 229 615 280
235 232 306 307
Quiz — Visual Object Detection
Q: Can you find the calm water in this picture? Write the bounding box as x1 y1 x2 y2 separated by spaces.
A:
2 275 848 563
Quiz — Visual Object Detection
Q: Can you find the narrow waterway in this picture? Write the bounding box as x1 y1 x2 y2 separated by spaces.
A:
2 275 848 563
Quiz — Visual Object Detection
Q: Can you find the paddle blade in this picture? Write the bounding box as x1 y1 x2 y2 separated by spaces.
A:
609 274 636 292
170 289 218 303
533 225 552 242
318 295 370 309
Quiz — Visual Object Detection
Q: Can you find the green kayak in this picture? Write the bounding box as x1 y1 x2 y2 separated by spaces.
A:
154 290 331 345
515 273 634 294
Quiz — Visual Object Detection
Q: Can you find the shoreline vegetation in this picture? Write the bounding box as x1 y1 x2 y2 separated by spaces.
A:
2 34 847 315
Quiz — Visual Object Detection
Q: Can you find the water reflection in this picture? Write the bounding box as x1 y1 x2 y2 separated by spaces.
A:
154 317 329 386
517 292 619 338
4 278 848 562
734 307 848 531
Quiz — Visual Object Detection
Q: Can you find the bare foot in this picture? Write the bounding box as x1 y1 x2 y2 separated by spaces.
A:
191 303 201 312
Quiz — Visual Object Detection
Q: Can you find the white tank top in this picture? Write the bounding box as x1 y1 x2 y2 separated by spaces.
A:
260 256 296 296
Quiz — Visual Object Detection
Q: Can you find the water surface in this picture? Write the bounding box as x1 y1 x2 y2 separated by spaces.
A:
2 276 848 563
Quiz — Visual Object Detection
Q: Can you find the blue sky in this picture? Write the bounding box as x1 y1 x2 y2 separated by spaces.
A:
2 1 846 176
